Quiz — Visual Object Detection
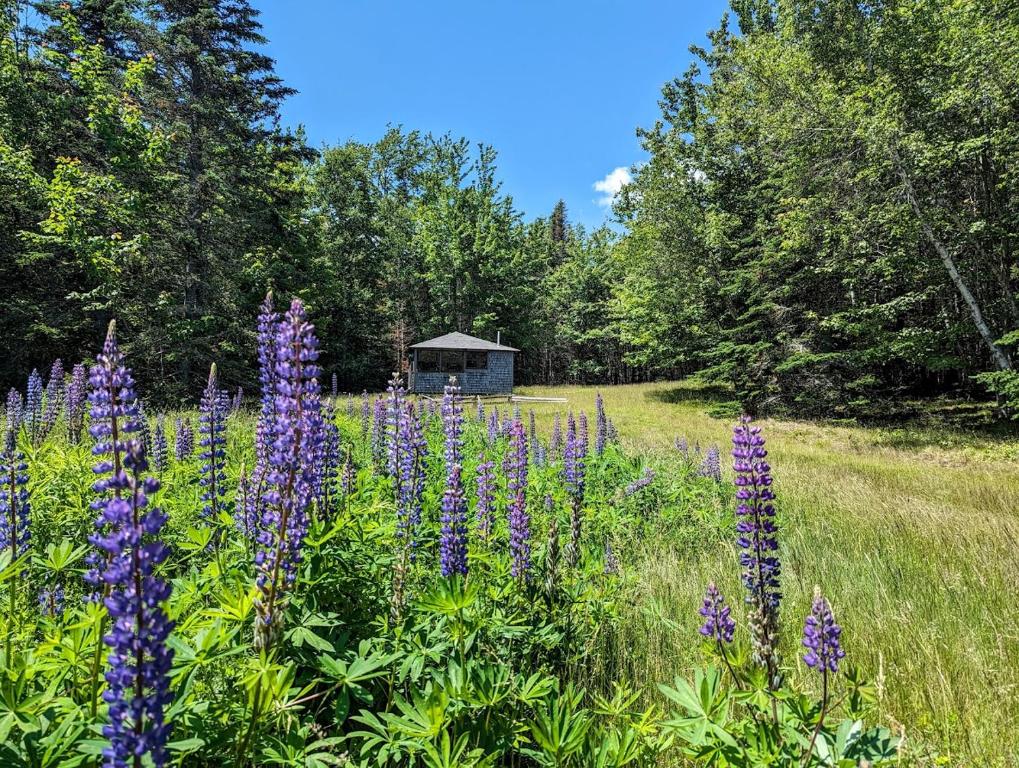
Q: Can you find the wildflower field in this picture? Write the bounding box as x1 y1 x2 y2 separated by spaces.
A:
0 296 1012 767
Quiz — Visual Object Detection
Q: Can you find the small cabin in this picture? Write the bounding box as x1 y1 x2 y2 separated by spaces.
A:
408 332 518 395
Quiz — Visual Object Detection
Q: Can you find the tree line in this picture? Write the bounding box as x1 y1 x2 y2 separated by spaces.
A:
615 0 1019 416
0 0 639 401
2 0 1017 416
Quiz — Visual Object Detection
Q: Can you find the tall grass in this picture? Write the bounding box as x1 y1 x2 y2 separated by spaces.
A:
518 381 1019 766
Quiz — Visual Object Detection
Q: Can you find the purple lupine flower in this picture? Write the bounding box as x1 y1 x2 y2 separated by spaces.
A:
534 440 546 467
624 467 655 496
803 590 845 674
475 453 496 538
97 438 174 768
0 419 31 562
198 365 228 521
675 436 689 460
606 419 618 444
487 409 499 443
38 585 65 618
442 378 463 469
699 583 735 644
4 389 23 449
232 386 243 412
529 410 538 455
173 418 193 461
603 540 619 575
563 414 585 568
40 358 64 441
84 321 143 595
152 416 168 478
6 389 23 443
549 413 563 458
66 363 87 443
340 452 355 497
476 396 484 422
331 372 338 399
507 420 530 580
578 411 589 459
346 394 354 419
85 322 174 766
320 401 341 516
25 369 43 445
501 414 513 438
254 299 324 649
360 391 370 439
595 393 607 456
563 414 585 503
394 401 427 545
385 373 405 478
439 463 469 577
137 404 152 457
699 445 722 482
439 378 468 577
371 397 386 473
733 416 781 683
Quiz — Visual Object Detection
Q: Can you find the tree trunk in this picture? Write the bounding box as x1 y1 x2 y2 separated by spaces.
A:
892 148 1012 372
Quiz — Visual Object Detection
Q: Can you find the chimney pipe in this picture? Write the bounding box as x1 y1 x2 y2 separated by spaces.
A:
496 330 501 345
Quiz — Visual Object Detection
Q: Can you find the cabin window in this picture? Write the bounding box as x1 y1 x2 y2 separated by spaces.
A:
441 350 464 373
417 350 439 372
465 351 488 370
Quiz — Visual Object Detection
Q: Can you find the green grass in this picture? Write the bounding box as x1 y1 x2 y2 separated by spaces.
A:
516 381 1019 766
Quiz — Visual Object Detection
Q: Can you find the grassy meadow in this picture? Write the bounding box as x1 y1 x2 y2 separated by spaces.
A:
517 381 1019 766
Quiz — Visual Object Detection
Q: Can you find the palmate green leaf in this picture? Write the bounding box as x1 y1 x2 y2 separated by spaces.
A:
348 709 416 766
526 684 591 764
419 730 489 768
659 668 737 751
416 575 481 616
388 686 450 740
33 540 88 575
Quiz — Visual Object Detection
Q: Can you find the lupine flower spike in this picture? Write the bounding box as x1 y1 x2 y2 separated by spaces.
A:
1 387 31 591
66 364 86 444
507 420 530 580
732 416 781 688
475 453 495 539
40 358 64 442
25 369 43 445
439 378 468 577
802 587 846 759
152 416 168 478
699 445 721 482
253 299 324 650
198 364 228 524
563 414 585 567
86 321 174 766
549 412 562 458
624 467 655 496
699 582 735 645
595 392 607 456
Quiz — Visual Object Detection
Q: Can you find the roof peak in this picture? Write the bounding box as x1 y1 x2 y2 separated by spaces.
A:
410 331 519 352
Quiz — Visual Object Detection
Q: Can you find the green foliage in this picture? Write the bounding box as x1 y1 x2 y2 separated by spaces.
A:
615 0 1019 416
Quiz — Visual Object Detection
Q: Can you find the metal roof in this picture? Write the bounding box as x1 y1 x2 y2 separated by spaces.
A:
409 331 519 352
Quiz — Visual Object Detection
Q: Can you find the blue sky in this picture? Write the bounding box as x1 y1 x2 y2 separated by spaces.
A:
255 1 728 229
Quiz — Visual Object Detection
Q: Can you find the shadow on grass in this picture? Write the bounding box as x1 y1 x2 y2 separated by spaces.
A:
650 382 1019 448
648 383 734 406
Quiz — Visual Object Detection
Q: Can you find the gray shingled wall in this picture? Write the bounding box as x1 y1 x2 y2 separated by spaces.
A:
412 350 514 394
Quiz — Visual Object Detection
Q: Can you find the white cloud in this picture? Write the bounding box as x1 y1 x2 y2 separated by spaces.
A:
593 166 632 207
